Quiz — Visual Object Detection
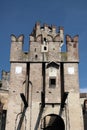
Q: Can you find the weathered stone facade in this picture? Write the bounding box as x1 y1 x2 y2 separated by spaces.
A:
0 22 86 130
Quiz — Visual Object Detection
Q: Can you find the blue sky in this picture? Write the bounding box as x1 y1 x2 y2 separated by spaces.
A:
0 0 87 91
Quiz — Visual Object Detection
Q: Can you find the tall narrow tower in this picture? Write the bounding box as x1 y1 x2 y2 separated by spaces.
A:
6 22 83 130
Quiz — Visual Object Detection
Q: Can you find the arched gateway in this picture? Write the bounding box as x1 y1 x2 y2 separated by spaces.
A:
41 114 65 130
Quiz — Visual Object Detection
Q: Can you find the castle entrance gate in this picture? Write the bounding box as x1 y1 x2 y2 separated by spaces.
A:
41 114 65 130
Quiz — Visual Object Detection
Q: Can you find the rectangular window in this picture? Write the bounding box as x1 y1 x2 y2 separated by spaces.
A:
49 77 56 88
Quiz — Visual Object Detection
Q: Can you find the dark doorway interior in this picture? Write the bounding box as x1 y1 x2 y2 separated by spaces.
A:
41 114 65 130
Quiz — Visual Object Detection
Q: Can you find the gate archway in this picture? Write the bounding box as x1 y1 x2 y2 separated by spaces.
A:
41 114 65 130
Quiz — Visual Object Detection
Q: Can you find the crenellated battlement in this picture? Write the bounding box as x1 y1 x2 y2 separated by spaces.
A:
10 23 79 62
66 35 78 42
11 34 24 42
30 22 64 43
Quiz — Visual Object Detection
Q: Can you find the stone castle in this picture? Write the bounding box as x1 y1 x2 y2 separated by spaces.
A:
0 22 87 130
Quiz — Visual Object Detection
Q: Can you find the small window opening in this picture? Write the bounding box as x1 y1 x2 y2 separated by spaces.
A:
44 46 47 50
35 54 38 59
49 77 56 88
44 38 46 42
51 79 56 85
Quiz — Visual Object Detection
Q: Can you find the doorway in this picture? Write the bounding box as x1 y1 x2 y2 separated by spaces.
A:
41 114 65 130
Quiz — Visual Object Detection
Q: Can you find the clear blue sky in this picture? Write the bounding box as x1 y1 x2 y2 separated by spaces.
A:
0 0 87 91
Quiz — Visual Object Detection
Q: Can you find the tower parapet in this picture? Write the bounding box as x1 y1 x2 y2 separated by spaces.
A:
30 22 64 43
10 23 79 63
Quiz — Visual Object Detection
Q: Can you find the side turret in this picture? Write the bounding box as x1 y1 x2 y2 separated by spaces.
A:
66 35 79 62
10 35 24 62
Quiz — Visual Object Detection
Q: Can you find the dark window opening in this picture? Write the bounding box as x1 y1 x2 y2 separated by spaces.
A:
44 38 46 42
49 78 56 88
35 54 38 59
44 46 47 50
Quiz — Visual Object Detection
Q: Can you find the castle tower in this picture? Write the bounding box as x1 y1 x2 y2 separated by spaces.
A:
6 22 84 130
